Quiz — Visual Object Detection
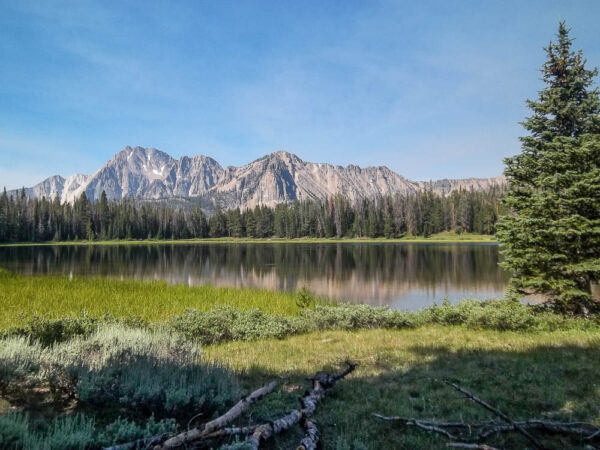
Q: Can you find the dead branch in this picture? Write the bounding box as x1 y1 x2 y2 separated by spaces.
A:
372 415 600 441
446 444 501 450
372 414 459 440
479 420 600 440
444 380 546 450
373 382 600 449
246 362 357 449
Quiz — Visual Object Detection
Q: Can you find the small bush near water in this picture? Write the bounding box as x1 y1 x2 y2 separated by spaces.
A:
168 299 599 345
3 299 599 349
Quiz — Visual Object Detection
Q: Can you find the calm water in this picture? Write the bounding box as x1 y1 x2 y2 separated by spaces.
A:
0 243 508 310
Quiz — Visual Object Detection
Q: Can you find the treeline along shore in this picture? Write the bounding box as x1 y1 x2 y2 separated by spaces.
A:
0 185 504 243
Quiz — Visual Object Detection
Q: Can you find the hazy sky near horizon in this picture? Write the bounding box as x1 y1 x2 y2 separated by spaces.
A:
1 1 599 190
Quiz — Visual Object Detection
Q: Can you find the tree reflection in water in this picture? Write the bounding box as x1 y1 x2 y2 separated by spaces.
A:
0 243 508 310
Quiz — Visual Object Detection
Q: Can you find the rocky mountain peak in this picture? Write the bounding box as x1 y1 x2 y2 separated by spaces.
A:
9 147 505 210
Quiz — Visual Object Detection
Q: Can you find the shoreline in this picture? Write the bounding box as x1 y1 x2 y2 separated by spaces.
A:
0 233 496 247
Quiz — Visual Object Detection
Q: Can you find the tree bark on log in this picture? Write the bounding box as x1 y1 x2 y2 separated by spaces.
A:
247 362 357 449
297 417 320 450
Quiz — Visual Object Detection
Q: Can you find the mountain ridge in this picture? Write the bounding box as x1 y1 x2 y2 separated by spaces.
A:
6 147 505 209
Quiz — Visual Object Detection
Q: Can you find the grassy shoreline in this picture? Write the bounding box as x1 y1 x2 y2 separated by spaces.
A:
2 270 600 448
0 231 496 247
0 269 305 329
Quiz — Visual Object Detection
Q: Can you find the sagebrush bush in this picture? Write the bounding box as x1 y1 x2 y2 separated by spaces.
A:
44 325 241 415
3 315 99 347
0 413 178 450
0 325 241 419
422 298 595 331
169 306 306 344
1 313 149 347
0 337 43 396
166 300 598 346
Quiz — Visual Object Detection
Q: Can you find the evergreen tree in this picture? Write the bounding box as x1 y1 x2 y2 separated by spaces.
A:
496 23 600 312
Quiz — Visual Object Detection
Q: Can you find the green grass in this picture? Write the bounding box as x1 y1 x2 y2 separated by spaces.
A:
205 326 600 449
0 269 303 328
0 231 495 247
3 268 600 448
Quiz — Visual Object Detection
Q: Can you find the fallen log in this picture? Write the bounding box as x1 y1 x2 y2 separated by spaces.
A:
246 362 357 449
103 380 277 450
105 363 356 450
297 417 320 450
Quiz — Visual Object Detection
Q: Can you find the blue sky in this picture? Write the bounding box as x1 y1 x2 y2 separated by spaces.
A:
1 1 599 190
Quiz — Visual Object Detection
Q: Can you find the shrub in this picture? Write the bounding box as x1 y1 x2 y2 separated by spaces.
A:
1 314 149 347
296 287 316 309
3 315 99 347
95 415 178 448
0 413 178 450
169 306 306 344
421 298 592 331
45 325 241 416
0 337 43 396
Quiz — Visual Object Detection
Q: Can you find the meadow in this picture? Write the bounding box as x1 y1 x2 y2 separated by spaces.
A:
0 268 303 328
1 268 600 449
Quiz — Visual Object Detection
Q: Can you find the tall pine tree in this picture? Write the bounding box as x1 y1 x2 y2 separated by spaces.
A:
496 22 600 312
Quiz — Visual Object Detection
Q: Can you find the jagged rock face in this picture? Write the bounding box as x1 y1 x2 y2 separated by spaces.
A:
10 147 505 209
59 147 224 203
210 151 422 209
81 147 177 202
7 175 65 200
61 174 89 203
172 155 224 197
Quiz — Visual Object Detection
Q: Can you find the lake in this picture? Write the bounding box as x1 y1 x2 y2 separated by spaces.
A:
0 242 508 310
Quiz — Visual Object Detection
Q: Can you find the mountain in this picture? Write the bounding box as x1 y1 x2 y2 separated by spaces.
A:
209 151 421 209
7 175 65 201
6 147 505 210
59 146 224 203
61 174 90 203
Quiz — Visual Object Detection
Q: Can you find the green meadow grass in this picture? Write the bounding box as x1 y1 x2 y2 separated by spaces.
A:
206 326 600 449
0 268 303 328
